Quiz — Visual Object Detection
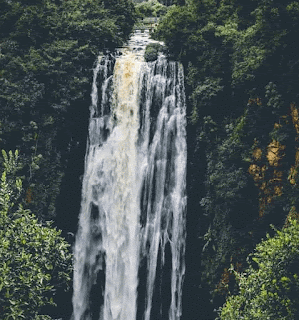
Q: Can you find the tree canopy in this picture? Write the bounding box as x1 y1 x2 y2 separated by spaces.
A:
154 0 299 317
0 1 136 317
0 150 72 319
0 0 136 221
219 219 299 319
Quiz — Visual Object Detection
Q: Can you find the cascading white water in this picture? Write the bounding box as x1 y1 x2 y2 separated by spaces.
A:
72 31 187 320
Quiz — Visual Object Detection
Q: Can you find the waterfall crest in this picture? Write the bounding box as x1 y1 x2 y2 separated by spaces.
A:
72 32 187 320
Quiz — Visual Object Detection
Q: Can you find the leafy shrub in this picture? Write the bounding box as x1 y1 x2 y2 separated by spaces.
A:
0 150 72 320
144 42 165 61
136 0 167 18
218 219 299 320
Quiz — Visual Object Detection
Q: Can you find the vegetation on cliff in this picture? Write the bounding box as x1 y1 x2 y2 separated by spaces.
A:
154 0 299 318
2 0 299 318
219 219 299 320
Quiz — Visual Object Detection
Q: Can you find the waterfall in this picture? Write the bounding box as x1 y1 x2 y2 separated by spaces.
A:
72 31 187 320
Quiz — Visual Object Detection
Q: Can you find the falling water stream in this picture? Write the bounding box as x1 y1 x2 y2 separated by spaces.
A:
72 31 187 320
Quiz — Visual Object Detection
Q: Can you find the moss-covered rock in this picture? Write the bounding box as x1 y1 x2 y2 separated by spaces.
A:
144 42 165 62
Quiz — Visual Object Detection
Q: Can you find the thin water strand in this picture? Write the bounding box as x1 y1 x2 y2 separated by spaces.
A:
139 58 186 320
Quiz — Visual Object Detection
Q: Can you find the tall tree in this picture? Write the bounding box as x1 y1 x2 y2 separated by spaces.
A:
0 150 72 319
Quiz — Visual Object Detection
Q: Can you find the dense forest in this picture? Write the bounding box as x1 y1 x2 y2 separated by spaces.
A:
151 0 299 318
0 0 136 318
1 0 299 319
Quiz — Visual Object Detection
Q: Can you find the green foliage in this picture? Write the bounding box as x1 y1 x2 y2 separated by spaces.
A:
144 42 165 61
0 150 72 319
0 150 23 212
218 219 299 319
199 115 259 299
133 0 177 5
156 4 299 316
153 5 195 57
155 0 299 120
0 0 136 220
0 1 136 314
190 77 224 124
135 0 167 18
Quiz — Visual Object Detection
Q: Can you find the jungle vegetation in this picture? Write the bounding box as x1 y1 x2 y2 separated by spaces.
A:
0 150 72 319
0 0 136 318
153 0 299 318
1 0 299 319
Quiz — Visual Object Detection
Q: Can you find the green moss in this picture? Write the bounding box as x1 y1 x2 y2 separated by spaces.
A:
144 42 165 62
